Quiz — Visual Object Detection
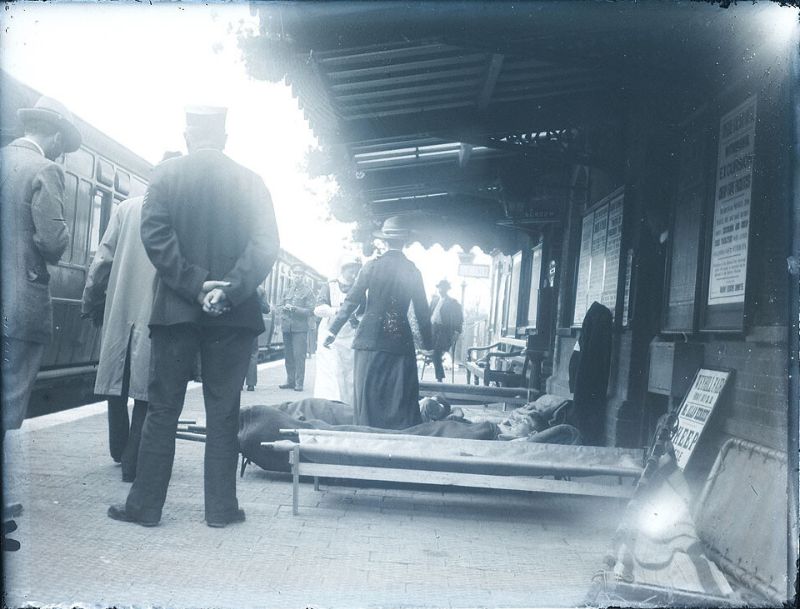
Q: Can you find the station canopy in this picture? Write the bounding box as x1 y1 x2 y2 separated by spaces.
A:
241 1 788 253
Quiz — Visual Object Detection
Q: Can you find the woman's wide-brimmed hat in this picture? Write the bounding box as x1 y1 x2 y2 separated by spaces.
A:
373 215 414 239
17 96 82 153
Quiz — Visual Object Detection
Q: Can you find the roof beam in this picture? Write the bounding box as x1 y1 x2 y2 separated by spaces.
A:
329 65 485 93
336 78 480 104
476 53 504 109
326 52 487 81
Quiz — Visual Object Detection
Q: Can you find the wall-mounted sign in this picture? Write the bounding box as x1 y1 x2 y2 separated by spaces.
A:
672 368 731 470
458 263 490 278
573 188 624 326
707 96 757 306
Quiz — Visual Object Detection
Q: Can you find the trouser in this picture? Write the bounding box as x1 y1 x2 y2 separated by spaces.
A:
125 324 253 522
107 340 147 463
282 331 308 388
1 336 47 432
432 349 446 381
245 338 259 388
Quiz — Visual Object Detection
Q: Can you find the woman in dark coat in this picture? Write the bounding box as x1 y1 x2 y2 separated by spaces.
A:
324 217 432 429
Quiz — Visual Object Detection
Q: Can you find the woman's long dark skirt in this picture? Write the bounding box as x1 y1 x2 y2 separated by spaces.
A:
353 349 421 429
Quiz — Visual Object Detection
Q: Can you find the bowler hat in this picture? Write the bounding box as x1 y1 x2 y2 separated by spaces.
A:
185 105 227 132
17 96 82 153
436 279 451 290
373 215 413 239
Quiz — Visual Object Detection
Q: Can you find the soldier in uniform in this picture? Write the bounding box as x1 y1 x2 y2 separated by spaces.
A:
279 263 315 391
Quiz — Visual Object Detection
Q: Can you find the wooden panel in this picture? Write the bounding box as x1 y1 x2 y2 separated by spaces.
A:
293 462 636 499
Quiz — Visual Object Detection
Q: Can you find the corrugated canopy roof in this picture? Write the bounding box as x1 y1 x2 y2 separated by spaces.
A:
243 1 792 251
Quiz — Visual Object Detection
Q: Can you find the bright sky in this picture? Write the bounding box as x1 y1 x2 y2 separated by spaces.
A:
1 2 491 311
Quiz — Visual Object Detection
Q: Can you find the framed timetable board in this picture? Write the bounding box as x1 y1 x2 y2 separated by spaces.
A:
572 187 625 327
702 95 757 332
672 368 732 470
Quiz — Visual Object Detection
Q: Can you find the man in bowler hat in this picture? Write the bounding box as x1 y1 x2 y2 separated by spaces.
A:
429 279 464 382
1 96 81 526
108 106 280 527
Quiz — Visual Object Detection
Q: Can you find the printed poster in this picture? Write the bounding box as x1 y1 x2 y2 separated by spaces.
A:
672 368 731 470
707 96 757 305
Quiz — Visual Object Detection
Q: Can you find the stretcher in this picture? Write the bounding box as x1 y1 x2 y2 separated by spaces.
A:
264 429 645 515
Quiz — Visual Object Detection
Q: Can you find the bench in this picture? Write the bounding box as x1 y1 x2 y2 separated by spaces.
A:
418 381 533 409
264 429 645 515
464 337 530 389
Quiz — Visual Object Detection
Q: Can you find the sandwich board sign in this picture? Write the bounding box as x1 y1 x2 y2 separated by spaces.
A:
672 368 731 470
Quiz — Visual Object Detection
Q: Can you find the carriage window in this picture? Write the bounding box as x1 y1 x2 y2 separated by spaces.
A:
115 170 130 196
88 189 110 260
72 179 93 264
129 176 147 197
96 157 114 187
65 148 94 178
61 173 79 263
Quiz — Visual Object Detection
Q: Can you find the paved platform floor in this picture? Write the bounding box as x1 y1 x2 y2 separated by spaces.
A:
3 357 623 609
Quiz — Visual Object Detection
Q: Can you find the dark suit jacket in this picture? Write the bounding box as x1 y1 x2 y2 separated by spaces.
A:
328 249 432 355
429 294 464 350
141 149 280 333
1 139 70 343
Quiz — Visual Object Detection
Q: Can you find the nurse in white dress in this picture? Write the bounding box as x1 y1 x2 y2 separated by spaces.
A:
313 256 362 404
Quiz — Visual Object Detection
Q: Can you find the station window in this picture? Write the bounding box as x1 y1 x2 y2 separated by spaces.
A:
65 148 94 178
505 251 523 335
525 244 543 329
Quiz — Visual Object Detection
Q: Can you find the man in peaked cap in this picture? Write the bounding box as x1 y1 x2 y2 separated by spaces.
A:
108 105 280 528
1 96 80 524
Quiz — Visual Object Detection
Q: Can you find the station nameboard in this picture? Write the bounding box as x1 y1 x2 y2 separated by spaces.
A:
672 368 731 470
458 263 490 278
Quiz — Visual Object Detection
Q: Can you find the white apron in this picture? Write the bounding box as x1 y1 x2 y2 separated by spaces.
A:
314 280 356 405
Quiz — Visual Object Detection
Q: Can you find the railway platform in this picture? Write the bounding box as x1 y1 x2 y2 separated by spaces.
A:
3 357 621 609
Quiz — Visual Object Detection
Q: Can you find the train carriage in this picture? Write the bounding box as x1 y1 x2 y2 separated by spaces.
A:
1 71 324 413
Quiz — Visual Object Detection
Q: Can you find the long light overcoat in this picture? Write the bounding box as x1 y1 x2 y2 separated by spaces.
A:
1 138 70 344
82 196 155 400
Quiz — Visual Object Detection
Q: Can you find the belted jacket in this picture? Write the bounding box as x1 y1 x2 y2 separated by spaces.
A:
329 249 432 355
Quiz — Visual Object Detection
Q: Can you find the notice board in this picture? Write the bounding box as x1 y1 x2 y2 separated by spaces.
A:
672 368 731 470
703 95 757 331
573 187 624 327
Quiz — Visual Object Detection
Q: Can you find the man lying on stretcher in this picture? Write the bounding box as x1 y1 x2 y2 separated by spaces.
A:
236 396 581 473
